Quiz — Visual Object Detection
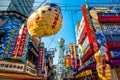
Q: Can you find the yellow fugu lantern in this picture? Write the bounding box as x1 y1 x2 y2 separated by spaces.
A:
27 3 62 37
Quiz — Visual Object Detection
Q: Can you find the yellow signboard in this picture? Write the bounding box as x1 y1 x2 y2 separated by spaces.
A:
75 70 92 78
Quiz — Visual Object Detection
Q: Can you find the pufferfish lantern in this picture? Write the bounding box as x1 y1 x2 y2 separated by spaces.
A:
27 3 62 37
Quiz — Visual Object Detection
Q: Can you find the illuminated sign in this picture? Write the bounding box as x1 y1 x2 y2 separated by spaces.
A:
77 17 85 38
102 24 120 35
30 47 39 57
26 60 35 68
76 70 92 78
38 48 44 68
110 50 120 58
69 43 77 69
65 55 71 68
25 65 37 76
0 61 24 72
81 36 90 54
4 30 15 56
12 25 27 57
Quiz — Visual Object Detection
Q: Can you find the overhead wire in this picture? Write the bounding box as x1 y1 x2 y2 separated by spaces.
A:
71 11 77 44
46 35 56 49
41 0 120 48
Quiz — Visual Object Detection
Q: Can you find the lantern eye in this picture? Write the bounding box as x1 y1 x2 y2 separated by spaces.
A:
48 8 51 11
55 9 57 12
42 11 45 13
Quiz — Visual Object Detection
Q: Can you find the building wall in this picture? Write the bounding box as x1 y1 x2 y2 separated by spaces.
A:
0 0 35 16
0 0 11 11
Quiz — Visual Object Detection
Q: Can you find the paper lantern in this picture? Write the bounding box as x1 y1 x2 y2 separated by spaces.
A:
27 3 62 37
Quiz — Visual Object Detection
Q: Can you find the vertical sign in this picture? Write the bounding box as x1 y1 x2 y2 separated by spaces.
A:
70 43 77 69
12 25 27 58
4 30 15 56
17 26 27 57
38 47 44 68
65 55 71 68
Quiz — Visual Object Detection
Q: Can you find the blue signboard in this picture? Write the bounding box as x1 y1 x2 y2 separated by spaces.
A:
102 24 120 35
110 50 120 58
89 56 94 63
0 11 26 59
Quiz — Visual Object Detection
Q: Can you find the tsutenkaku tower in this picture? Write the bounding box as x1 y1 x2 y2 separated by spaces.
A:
56 37 65 80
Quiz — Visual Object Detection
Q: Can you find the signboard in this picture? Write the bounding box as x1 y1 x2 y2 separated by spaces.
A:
102 24 120 49
25 65 37 76
38 47 44 68
29 46 39 57
76 70 92 78
89 56 94 63
0 60 24 72
110 50 120 58
77 18 85 38
12 25 27 57
102 24 120 36
69 43 77 69
26 60 35 68
4 30 15 56
81 36 90 54
65 55 71 68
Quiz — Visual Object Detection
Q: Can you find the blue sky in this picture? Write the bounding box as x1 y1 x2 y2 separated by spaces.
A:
33 0 119 64
33 0 85 64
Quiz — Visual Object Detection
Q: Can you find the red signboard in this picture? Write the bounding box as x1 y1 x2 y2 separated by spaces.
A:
12 25 27 57
81 5 98 63
98 16 120 23
38 48 44 69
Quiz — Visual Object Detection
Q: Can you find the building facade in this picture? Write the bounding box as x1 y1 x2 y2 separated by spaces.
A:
75 5 120 80
0 0 35 16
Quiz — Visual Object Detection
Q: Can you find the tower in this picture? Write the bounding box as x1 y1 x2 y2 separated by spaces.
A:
56 37 65 80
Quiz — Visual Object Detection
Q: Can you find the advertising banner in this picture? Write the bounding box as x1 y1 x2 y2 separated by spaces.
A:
0 60 24 73
12 25 27 58
4 30 15 56
102 24 120 49
102 24 120 35
81 36 90 54
17 26 27 57
21 34 29 62
110 50 120 58
38 48 44 68
69 43 77 69
65 55 71 68
81 5 99 62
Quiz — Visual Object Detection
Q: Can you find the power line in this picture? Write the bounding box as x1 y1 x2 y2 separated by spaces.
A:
46 35 56 49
